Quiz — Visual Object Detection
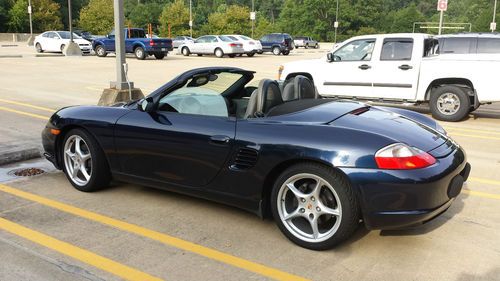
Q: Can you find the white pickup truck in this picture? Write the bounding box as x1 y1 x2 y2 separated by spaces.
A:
279 33 500 121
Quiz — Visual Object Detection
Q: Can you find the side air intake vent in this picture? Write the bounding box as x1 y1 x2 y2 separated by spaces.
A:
231 148 258 169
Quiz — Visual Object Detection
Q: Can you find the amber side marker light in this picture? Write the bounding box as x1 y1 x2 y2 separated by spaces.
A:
50 129 61 135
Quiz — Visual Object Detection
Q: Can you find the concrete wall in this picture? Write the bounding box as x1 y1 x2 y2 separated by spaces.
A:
0 33 39 42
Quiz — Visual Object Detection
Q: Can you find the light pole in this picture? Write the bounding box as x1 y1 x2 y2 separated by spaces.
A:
251 0 255 38
64 0 81 55
334 0 339 43
27 0 33 45
492 0 498 32
189 0 193 37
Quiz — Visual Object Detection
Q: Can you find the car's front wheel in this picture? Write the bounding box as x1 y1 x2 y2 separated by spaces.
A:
60 44 65 53
62 129 111 192
95 45 107 57
271 163 359 250
35 43 43 53
215 48 224 58
430 85 471 122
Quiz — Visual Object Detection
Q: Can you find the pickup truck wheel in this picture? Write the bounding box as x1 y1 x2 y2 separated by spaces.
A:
95 45 107 57
134 47 146 60
215 48 224 58
272 46 281 55
430 86 471 122
154 53 165 59
182 47 190 56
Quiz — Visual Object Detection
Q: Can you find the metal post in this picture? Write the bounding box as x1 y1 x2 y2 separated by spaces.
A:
68 0 73 42
189 0 193 37
438 10 444 35
492 0 498 32
334 0 339 43
113 0 127 90
251 0 255 38
27 0 34 45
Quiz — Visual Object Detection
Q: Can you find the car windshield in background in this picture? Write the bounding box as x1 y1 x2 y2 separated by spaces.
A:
227 36 239 41
57 32 81 39
219 36 234 42
296 37 307 40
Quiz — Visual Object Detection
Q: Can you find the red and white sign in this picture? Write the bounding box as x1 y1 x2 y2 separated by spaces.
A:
437 0 448 11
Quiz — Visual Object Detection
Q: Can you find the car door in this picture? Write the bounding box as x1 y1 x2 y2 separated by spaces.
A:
191 36 207 53
371 37 420 100
316 38 376 98
260 35 270 51
114 73 241 187
205 36 218 54
46 32 59 51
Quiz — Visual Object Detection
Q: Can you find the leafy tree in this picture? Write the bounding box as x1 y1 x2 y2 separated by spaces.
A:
128 2 162 32
158 0 190 37
78 0 113 34
202 4 252 35
0 0 12 32
8 0 63 32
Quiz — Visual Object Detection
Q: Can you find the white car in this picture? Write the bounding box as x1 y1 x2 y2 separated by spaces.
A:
34 31 92 54
179 35 244 58
225 34 263 57
279 33 500 121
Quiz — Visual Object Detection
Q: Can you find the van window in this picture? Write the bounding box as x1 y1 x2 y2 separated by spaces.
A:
380 38 413 60
334 39 375 61
441 37 475 54
477 38 500 53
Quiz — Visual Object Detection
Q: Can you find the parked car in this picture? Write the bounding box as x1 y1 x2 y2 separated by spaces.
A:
293 36 319 49
179 35 244 58
92 28 173 60
41 66 469 250
73 29 95 42
260 33 294 55
225 34 263 57
436 33 500 54
279 33 500 121
172 36 194 48
34 31 92 54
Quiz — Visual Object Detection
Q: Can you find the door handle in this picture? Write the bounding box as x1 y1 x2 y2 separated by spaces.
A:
209 135 230 144
398 64 413 70
358 64 371 70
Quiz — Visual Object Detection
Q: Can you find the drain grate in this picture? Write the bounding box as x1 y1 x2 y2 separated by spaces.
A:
9 168 45 177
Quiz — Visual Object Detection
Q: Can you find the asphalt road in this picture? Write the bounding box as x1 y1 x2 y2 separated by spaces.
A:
0 43 499 281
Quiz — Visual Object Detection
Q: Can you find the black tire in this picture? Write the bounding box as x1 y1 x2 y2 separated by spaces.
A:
61 128 111 192
246 52 255 57
215 48 224 58
270 163 360 250
282 50 290 56
272 46 281 55
228 54 236 58
429 85 471 122
154 52 165 59
60 44 65 53
315 43 319 49
35 43 43 53
305 44 309 49
134 46 146 60
182 47 190 56
197 54 203 56
95 45 107 57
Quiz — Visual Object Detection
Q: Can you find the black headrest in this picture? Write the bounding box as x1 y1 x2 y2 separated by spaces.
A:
256 79 283 116
282 75 317 101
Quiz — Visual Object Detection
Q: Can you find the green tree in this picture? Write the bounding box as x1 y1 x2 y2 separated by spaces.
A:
78 0 113 34
128 2 162 32
0 0 12 32
203 4 251 35
159 0 190 37
8 0 63 32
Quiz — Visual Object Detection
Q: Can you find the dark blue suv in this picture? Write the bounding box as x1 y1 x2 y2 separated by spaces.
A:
259 33 294 55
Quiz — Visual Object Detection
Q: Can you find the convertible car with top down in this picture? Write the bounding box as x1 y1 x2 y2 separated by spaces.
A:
42 67 470 250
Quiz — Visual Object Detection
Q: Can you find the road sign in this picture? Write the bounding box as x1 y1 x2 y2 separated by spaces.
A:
437 0 448 11
27 5 31 14
189 20 192 27
491 22 497 31
334 21 339 28
250 12 256 21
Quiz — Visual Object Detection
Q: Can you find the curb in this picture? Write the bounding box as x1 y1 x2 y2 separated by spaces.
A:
0 147 43 166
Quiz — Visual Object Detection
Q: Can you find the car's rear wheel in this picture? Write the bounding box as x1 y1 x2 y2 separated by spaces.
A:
35 43 43 53
271 163 359 250
134 47 146 60
247 52 255 57
215 48 224 58
62 129 111 192
228 54 236 58
272 46 281 55
182 47 190 56
282 50 290 56
60 44 65 53
315 43 319 49
95 45 107 57
430 85 471 122
154 52 165 59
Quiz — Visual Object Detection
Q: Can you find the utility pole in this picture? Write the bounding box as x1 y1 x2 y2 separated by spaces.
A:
64 0 81 55
189 0 193 37
437 0 448 35
334 0 339 43
251 0 255 38
27 0 33 45
492 0 498 32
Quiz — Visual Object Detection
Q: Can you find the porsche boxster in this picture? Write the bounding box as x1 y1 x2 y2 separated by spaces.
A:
42 67 470 250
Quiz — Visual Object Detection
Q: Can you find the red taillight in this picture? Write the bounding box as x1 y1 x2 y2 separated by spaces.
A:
228 43 241 47
149 40 155 46
375 143 436 170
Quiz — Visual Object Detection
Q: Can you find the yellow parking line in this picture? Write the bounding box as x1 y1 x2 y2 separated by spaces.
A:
0 98 55 113
446 131 500 141
444 126 500 136
462 189 500 200
0 217 163 281
0 184 309 281
0 106 49 120
469 177 500 186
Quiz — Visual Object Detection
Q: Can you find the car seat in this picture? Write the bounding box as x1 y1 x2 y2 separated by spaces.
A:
282 75 317 101
244 79 283 118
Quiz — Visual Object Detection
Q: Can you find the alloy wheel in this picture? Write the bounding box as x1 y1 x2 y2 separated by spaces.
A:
64 135 92 186
437 92 461 115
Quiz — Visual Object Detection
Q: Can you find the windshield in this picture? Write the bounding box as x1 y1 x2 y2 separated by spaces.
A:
57 31 81 39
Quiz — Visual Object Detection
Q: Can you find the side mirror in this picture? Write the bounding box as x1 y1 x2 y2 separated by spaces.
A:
326 53 334 62
138 97 154 112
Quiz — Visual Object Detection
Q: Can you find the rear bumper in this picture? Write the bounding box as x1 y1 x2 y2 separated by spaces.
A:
341 145 469 230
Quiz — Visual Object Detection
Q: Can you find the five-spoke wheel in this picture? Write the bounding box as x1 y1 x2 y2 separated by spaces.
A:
64 135 92 186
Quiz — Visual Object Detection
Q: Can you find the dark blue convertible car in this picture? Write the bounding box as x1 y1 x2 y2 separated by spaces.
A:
42 67 470 250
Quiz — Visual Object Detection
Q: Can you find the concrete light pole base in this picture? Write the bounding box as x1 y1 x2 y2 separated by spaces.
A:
26 36 34 46
64 42 82 56
98 87 144 106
